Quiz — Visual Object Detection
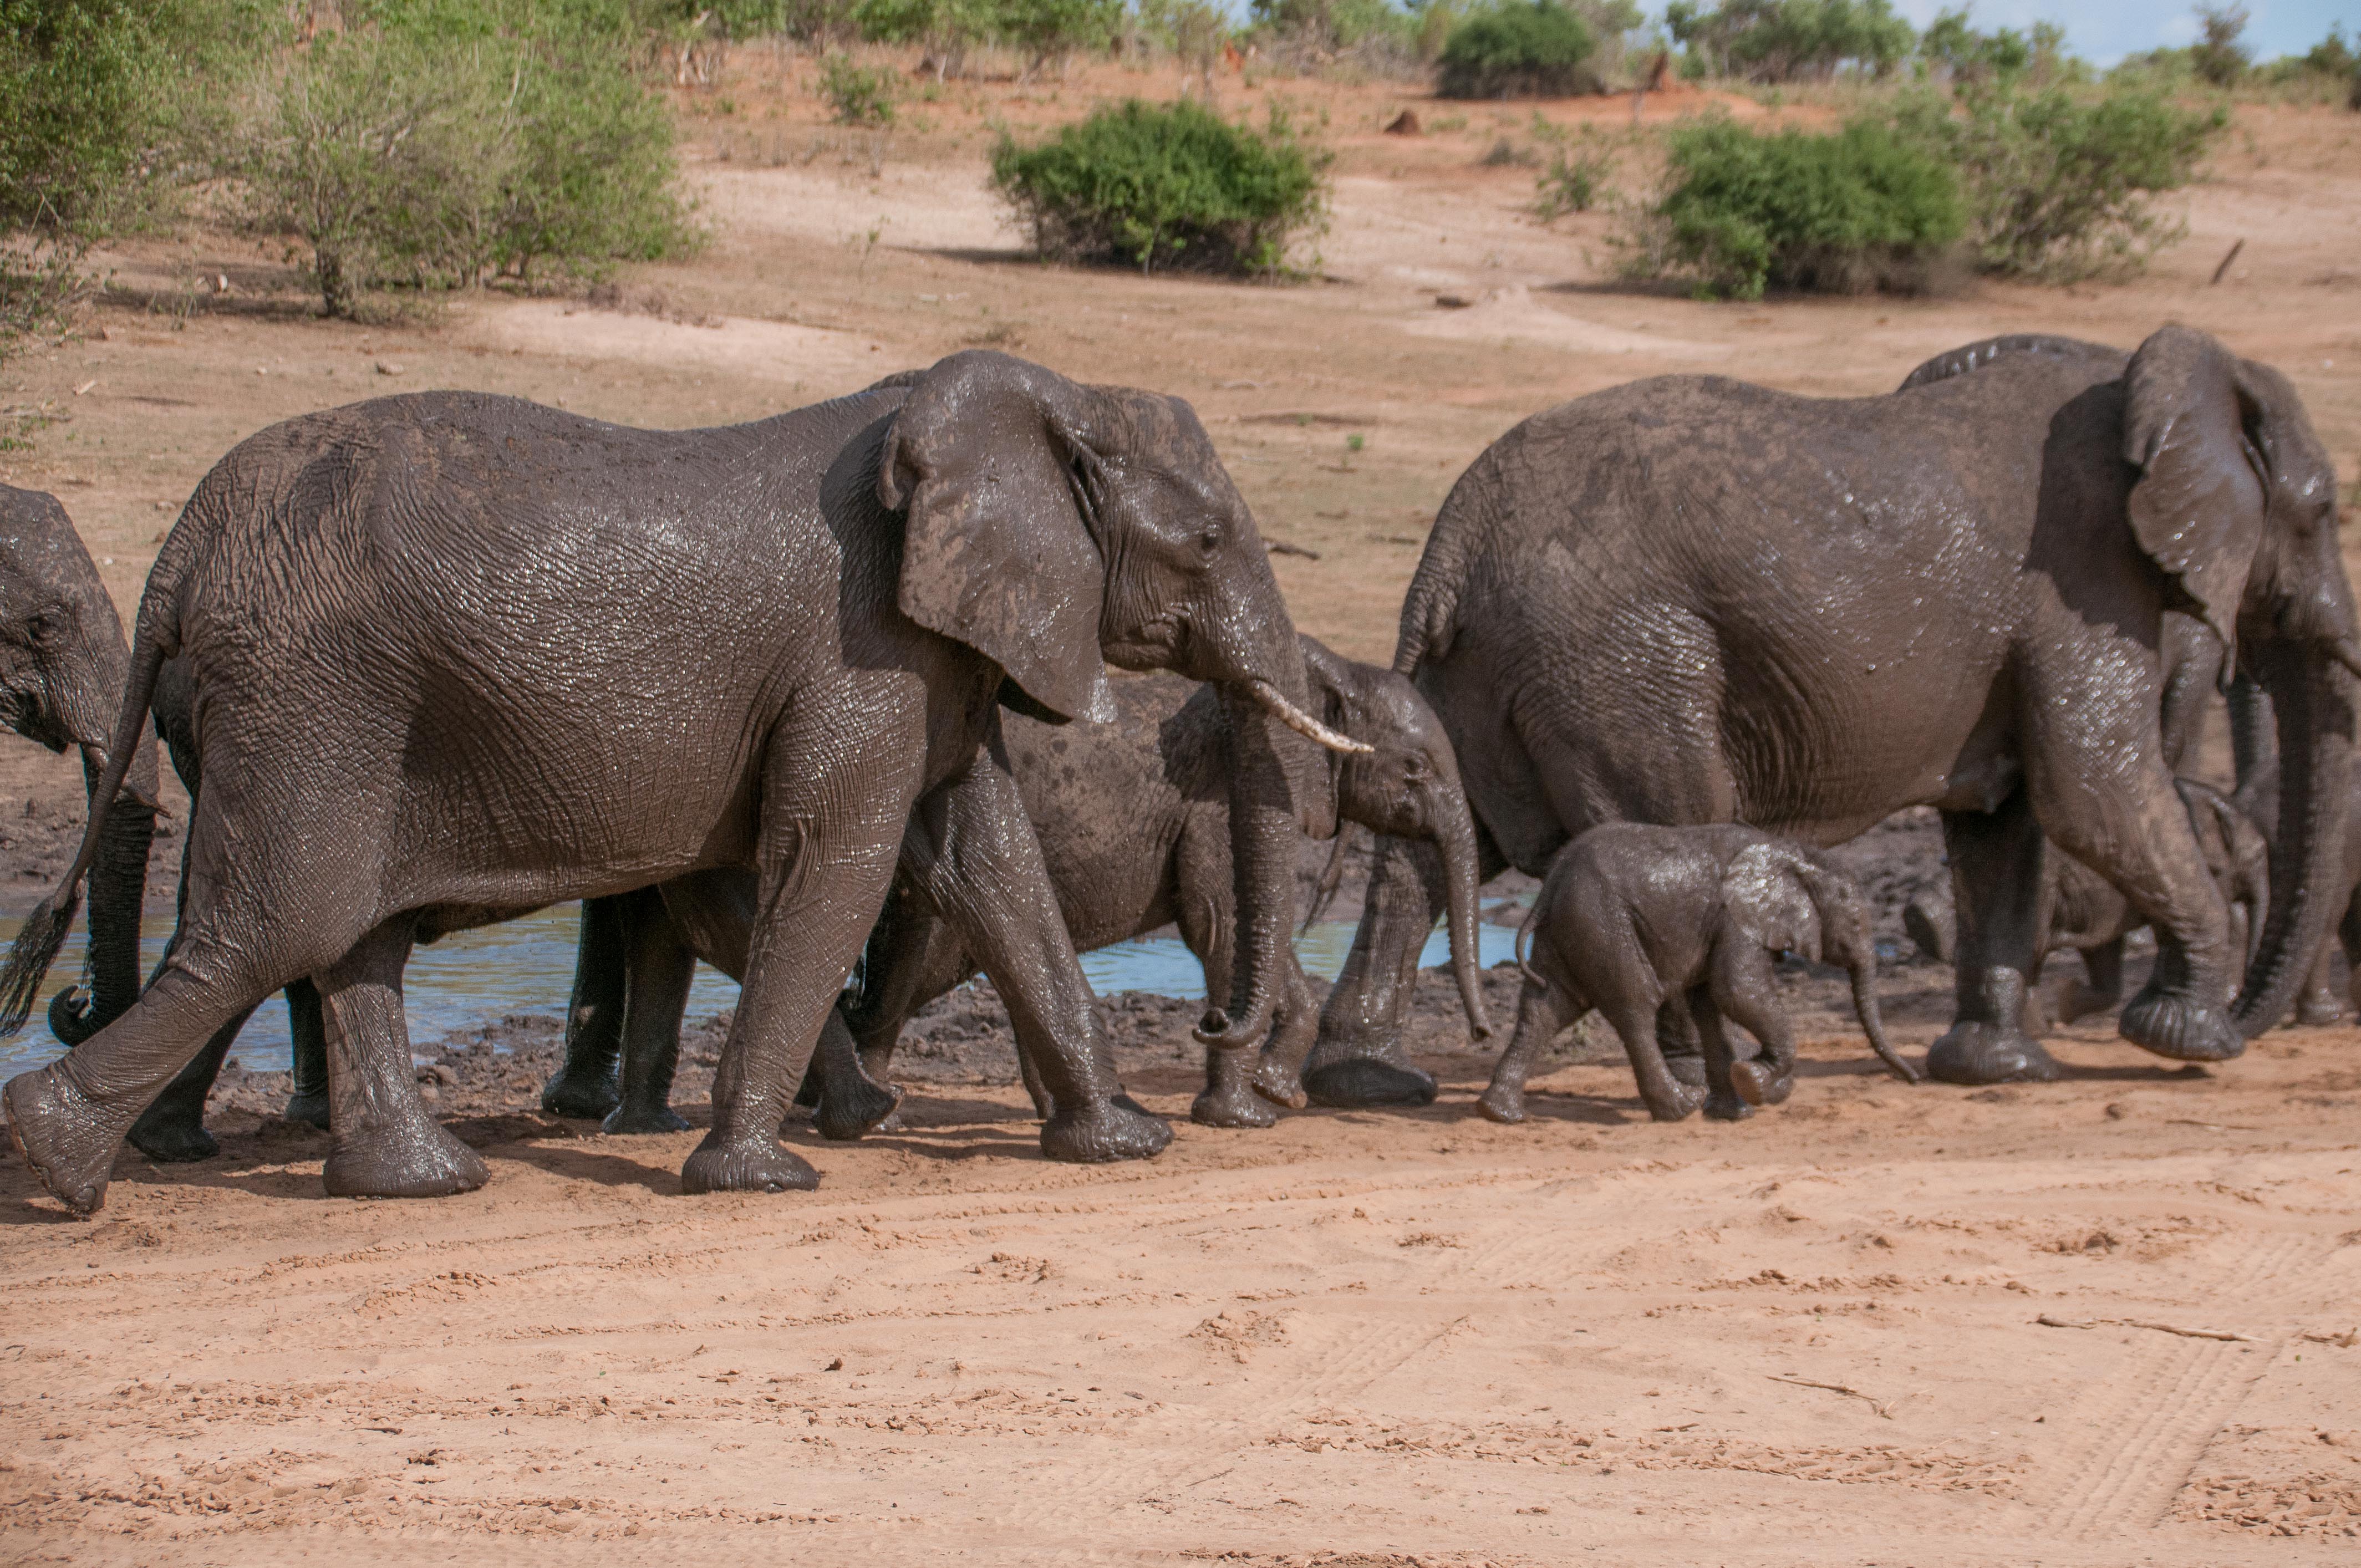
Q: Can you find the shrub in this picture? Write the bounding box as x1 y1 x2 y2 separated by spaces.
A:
1882 83 2224 281
1534 140 1613 216
817 49 900 123
1635 118 1963 299
1437 1 1596 99
245 4 693 317
997 0 1121 74
2190 4 2249 88
1664 0 1915 83
991 98 1330 276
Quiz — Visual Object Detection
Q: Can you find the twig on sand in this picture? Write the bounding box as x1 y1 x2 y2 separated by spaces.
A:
2036 1313 2252 1342
2300 1327 2358 1348
1266 539 1322 559
2210 237 2246 285
1768 1373 1892 1418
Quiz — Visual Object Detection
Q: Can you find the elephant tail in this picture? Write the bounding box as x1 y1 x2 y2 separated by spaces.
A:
1514 894 1544 990
0 589 174 1037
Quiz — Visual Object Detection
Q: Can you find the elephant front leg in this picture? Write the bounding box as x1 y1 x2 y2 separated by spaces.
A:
1687 987 1753 1123
899 737 1170 1164
541 893 632 1121
317 919 487 1200
2294 939 2344 1026
1299 833 1444 1107
1710 944 1797 1111
1927 791 2063 1086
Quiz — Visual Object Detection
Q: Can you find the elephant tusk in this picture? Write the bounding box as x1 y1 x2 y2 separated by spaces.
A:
1248 679 1373 755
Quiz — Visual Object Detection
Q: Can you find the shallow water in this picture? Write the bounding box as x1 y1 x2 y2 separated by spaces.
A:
0 908 1522 1079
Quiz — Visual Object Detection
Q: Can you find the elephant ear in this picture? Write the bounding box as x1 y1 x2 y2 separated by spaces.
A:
878 351 1121 725
1722 843 1822 962
2123 325 2270 656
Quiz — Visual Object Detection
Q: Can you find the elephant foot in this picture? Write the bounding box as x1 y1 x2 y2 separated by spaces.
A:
814 1076 904 1143
46 986 100 1047
3 1067 122 1216
1664 1050 1707 1089
2296 991 2344 1028
1641 1081 1708 1122
538 1066 620 1122
1702 1087 1754 1122
1729 1060 1795 1108
1193 1047 1278 1129
282 1088 331 1131
125 1107 220 1164
323 1119 488 1200
1926 1021 2062 1085
2053 980 2119 1027
680 1135 821 1194
1041 1098 1171 1164
602 1103 693 1136
1475 1082 1526 1124
1250 1053 1309 1110
2120 987 2244 1063
1302 1056 1437 1108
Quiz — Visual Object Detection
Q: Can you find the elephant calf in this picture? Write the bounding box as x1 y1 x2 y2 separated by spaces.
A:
1902 778 2270 1038
1481 824 1916 1126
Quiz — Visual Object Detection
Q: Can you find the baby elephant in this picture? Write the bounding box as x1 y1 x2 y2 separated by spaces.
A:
1481 824 1917 1125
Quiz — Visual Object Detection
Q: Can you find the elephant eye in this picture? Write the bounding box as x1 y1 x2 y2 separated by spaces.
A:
23 612 57 646
1197 526 1220 557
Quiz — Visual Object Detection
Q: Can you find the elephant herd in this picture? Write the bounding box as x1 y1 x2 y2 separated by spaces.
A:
0 325 2348 1220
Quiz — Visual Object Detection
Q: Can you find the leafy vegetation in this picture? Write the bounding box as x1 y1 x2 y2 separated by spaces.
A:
816 49 901 124
1632 118 1963 299
1437 2 1598 99
1664 0 1915 83
1881 83 2225 281
991 98 1329 276
245 3 694 317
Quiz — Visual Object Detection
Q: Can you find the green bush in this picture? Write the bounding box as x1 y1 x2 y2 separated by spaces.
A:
1437 2 1596 99
1637 118 1963 299
1882 83 2224 281
817 49 900 123
1664 0 1915 83
997 0 1121 72
1534 141 1613 217
245 4 693 317
991 99 1330 276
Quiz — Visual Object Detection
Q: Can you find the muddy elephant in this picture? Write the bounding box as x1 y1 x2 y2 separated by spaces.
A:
0 352 1361 1215
1305 326 2355 1105
0 486 156 1048
538 633 1495 1138
1479 824 1914 1126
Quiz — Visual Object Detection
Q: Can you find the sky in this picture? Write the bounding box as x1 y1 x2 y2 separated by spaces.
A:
1851 2 2352 68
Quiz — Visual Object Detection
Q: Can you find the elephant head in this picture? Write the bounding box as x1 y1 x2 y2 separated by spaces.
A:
1726 844 1917 1087
1300 636 1492 1040
0 485 156 1043
875 352 1364 1055
2115 327 2357 1036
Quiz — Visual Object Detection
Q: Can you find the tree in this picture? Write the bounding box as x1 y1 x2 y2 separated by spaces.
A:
2191 4 2248 88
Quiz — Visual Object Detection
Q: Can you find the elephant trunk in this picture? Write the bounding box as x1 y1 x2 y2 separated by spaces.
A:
1850 956 1917 1084
1197 687 1309 1051
1433 781 1493 1041
2231 641 2355 1037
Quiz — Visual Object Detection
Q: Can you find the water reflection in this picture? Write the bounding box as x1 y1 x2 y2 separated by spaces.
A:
0 905 1522 1078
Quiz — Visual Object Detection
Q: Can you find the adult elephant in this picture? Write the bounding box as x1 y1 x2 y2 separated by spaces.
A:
0 352 1358 1215
1302 326 2355 1102
536 633 1494 1138
0 486 156 1049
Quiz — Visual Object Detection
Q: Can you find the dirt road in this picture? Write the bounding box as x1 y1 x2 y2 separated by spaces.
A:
1 56 2358 1566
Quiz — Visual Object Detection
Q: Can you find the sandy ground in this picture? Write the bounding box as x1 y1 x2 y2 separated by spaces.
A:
2 53 2359 1565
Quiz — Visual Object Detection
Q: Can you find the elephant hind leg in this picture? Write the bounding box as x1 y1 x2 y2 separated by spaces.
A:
1478 972 1570 1124
543 893 634 1122
318 918 486 1200
1928 791 2063 1086
605 897 698 1137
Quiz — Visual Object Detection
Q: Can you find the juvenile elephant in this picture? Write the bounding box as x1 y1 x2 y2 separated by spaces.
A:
1479 824 1915 1126
539 634 1495 1138
0 487 155 1044
1 353 1361 1215
1308 327 2355 1106
1903 778 2270 1030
